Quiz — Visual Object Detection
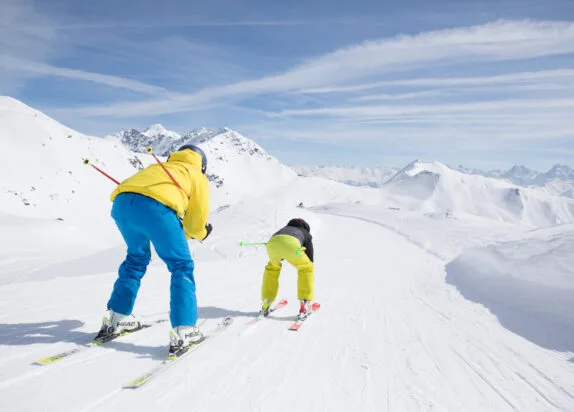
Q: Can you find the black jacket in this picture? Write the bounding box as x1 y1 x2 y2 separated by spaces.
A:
273 219 314 262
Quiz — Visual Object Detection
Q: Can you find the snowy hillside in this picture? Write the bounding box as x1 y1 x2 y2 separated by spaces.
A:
179 127 298 205
383 160 574 226
446 224 574 351
0 96 149 222
292 164 394 187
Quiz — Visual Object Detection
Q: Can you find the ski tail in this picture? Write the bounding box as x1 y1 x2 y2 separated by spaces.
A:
246 298 288 325
34 319 166 366
124 316 234 389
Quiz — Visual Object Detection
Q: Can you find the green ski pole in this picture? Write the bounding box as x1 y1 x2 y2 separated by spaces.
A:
238 241 268 247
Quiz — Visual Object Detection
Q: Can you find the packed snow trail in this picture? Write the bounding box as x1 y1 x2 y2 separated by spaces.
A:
1 213 574 411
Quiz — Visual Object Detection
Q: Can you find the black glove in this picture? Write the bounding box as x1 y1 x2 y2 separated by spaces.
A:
202 223 213 241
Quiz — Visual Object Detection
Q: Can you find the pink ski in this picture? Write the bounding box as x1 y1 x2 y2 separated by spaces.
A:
288 302 321 331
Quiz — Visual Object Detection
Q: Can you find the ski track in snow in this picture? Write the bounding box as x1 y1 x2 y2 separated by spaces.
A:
1 212 574 411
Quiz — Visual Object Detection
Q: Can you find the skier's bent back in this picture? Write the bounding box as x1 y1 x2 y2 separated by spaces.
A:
96 144 212 355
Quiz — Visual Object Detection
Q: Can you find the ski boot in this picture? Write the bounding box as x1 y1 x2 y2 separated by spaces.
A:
94 310 141 343
261 299 273 317
298 300 312 320
168 325 203 357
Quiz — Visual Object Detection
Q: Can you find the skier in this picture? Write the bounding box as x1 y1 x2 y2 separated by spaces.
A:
260 218 315 319
96 144 212 355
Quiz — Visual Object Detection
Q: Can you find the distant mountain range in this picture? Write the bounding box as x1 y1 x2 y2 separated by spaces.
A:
454 163 574 198
292 162 574 198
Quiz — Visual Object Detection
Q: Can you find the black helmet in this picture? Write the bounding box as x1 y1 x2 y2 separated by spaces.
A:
178 144 207 174
287 218 310 232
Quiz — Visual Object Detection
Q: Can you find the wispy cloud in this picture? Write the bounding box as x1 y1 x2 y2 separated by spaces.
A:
66 19 574 117
0 0 58 93
269 98 574 120
296 69 574 94
0 0 177 96
58 19 367 30
353 90 448 101
0 57 171 95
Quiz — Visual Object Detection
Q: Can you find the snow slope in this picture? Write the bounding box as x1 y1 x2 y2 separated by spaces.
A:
0 96 149 221
1 201 574 411
446 224 574 351
182 128 298 205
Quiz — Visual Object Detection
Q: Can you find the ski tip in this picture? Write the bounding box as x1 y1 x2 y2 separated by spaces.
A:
311 302 321 310
34 356 62 366
278 299 288 305
288 323 303 331
124 376 152 389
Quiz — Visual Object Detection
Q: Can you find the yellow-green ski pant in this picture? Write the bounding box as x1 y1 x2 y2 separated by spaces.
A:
261 234 315 302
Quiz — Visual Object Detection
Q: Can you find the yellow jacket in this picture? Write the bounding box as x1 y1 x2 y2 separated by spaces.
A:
110 150 210 240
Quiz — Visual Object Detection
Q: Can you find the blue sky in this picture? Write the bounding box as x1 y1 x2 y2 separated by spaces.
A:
1 0 574 170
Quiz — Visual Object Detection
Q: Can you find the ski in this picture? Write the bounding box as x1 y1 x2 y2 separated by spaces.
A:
124 316 234 389
245 298 288 325
33 319 167 366
288 302 321 331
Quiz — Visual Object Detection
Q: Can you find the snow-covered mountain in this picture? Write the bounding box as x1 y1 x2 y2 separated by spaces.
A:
535 164 574 183
142 123 181 140
456 163 574 198
106 124 181 155
111 125 296 204
500 165 539 185
383 160 574 226
0 97 361 220
292 165 395 187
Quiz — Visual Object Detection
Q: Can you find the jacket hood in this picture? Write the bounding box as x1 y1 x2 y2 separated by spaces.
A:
168 149 204 172
287 218 310 232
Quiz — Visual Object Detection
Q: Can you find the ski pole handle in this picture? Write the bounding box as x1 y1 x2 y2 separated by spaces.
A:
83 158 121 185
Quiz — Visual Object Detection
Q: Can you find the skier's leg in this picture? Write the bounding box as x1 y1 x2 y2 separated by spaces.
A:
284 240 315 301
261 237 284 302
107 194 152 316
261 260 282 302
294 258 314 301
146 204 196 328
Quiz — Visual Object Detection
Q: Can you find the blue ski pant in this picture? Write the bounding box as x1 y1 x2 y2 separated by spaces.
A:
107 193 197 327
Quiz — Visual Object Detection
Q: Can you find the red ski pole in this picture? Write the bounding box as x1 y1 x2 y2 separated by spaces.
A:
146 147 189 198
83 158 121 185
